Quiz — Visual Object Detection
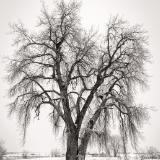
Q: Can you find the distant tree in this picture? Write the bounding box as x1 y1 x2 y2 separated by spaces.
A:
7 1 149 160
22 150 29 159
147 146 159 159
110 135 122 157
51 149 60 157
0 142 6 160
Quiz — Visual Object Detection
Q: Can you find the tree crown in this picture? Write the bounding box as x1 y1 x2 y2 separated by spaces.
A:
8 0 149 150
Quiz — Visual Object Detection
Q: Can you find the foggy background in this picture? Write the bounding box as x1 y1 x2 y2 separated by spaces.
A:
0 0 160 153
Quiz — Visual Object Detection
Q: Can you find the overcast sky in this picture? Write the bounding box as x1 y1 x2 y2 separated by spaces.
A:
0 0 160 153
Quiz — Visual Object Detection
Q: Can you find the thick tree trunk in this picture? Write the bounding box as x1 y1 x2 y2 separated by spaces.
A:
66 131 78 160
78 132 91 160
77 108 104 160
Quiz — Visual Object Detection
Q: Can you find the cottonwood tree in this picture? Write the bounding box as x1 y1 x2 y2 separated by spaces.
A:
7 1 149 160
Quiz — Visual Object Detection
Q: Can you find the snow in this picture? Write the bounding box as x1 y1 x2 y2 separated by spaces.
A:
4 154 160 160
14 158 160 160
16 158 118 160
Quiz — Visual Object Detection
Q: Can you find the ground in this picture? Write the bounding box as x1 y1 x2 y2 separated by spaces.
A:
4 153 160 160
4 156 160 160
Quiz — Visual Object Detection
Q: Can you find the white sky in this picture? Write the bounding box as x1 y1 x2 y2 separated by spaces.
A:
0 0 160 153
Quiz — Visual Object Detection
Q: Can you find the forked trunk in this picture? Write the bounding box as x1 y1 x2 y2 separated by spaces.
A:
65 131 90 160
66 131 78 160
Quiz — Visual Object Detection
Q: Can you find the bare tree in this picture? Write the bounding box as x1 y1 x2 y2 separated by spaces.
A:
22 150 28 159
147 146 160 159
51 149 60 157
109 135 122 157
7 1 149 160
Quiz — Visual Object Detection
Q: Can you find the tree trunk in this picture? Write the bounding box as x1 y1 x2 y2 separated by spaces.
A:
78 132 91 160
77 108 103 160
66 131 78 160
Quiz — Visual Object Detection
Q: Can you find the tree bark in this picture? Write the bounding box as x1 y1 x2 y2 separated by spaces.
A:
78 105 105 160
66 131 78 160
78 132 91 160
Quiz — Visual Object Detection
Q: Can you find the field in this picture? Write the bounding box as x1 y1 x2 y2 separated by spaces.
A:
9 157 160 160
16 158 119 160
5 158 123 160
4 153 160 160
4 155 159 160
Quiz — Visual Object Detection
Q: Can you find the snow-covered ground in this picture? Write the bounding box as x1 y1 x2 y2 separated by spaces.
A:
15 158 121 160
3 156 123 160
13 157 160 160
4 154 160 160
